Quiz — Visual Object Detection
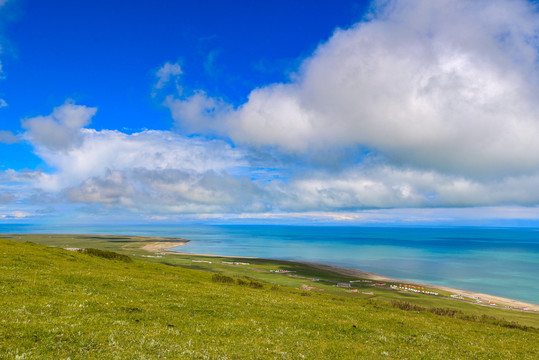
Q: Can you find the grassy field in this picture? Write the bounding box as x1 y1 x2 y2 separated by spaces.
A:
1 235 538 359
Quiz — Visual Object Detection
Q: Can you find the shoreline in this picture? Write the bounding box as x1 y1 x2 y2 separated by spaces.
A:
296 260 539 312
146 241 539 312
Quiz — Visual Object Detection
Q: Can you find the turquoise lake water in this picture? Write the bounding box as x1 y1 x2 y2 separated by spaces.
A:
1 224 537 304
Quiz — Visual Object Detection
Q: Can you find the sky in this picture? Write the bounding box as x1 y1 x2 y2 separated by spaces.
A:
2 0 539 226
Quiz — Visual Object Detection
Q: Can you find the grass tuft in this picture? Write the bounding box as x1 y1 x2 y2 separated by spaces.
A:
212 273 235 283
391 300 537 333
78 248 132 262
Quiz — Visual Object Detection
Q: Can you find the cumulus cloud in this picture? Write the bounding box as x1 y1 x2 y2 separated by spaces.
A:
276 165 539 211
66 170 136 206
33 128 244 192
0 170 48 209
10 119 539 216
0 169 44 183
18 116 266 213
21 101 97 151
167 0 539 179
154 61 182 90
165 91 232 134
0 130 19 144
66 168 268 214
26 122 539 212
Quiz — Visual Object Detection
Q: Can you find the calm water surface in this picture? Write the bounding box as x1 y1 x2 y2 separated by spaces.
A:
1 224 537 304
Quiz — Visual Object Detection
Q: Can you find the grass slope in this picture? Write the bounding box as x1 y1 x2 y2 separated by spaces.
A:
149 253 539 328
1 238 538 359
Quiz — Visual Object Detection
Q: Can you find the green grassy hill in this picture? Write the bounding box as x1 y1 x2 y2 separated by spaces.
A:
1 238 538 359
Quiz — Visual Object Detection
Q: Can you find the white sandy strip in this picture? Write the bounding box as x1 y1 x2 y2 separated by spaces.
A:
141 241 189 253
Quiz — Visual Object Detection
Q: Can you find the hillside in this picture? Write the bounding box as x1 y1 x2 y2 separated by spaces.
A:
0 238 538 359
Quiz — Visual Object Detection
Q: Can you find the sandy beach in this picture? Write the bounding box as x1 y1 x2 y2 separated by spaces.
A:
143 241 538 312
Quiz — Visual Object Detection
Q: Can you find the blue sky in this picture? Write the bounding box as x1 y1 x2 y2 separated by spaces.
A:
1 0 365 131
2 0 539 226
0 0 367 170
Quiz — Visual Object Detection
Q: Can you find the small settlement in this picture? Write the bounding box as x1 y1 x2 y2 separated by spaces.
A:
391 284 438 296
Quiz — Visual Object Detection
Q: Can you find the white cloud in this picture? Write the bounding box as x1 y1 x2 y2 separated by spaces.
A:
276 165 539 211
21 101 97 151
147 215 169 221
61 163 269 214
10 211 30 218
0 210 32 219
26 126 539 212
33 128 245 193
0 169 44 183
66 170 135 206
204 206 539 225
0 99 7 108
154 61 182 90
165 91 232 134
167 0 539 179
0 130 18 144
19 111 266 213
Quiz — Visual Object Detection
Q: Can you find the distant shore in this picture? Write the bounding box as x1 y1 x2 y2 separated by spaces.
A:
148 240 539 312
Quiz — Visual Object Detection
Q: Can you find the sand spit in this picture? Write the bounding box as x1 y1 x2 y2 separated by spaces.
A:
141 241 189 253
0 233 190 255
